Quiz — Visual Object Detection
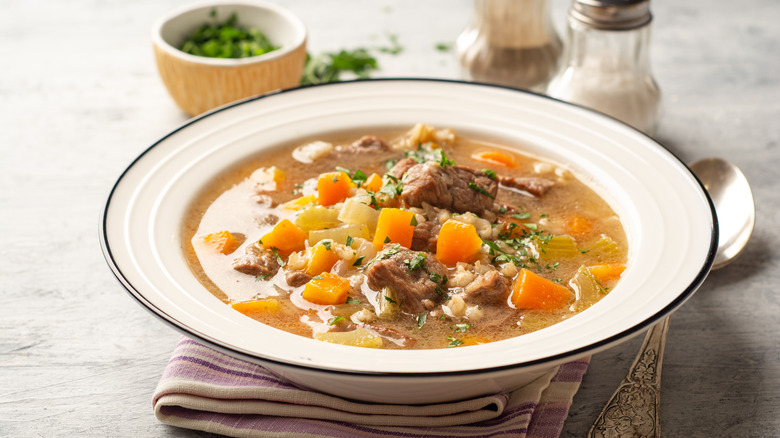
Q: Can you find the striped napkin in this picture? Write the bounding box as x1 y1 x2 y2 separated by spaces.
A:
153 338 589 438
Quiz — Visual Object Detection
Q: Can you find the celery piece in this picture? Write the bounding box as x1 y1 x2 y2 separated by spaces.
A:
314 328 383 348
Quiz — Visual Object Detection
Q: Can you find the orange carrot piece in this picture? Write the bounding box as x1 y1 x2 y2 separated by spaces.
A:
459 335 492 346
586 263 626 284
373 208 416 248
305 243 341 276
202 230 241 254
317 171 355 206
302 272 350 305
363 173 383 192
565 215 594 238
511 268 572 310
259 219 306 256
472 150 518 168
436 220 483 266
231 298 281 314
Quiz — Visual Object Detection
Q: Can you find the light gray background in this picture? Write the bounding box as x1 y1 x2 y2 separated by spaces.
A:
1 0 778 436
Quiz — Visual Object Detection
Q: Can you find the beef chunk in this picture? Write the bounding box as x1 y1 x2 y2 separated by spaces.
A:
400 163 498 215
232 245 280 277
410 220 439 252
285 270 311 287
498 176 554 197
464 270 511 305
336 135 390 154
388 157 417 179
366 246 448 314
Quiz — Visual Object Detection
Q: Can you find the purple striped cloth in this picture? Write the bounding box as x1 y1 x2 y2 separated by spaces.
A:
153 337 589 437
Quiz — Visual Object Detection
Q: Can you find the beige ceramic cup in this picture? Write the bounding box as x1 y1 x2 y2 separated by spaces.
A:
152 0 307 116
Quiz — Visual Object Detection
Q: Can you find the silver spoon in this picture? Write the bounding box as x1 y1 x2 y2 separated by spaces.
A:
588 157 756 438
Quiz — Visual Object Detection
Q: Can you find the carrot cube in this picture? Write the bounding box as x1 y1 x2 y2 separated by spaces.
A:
259 219 306 256
363 173 383 192
305 243 341 276
202 230 241 254
302 272 350 305
436 220 483 266
317 171 355 206
586 263 626 284
511 268 572 310
372 208 416 248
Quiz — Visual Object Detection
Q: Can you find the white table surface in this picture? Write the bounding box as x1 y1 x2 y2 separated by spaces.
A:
2 0 778 436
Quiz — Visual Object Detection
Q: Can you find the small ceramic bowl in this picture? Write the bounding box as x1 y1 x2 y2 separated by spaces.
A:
152 0 307 116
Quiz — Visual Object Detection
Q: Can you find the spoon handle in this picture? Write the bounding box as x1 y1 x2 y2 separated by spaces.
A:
588 316 670 438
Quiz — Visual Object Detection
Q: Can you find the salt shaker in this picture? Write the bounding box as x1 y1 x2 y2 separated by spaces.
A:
456 0 562 93
546 0 661 134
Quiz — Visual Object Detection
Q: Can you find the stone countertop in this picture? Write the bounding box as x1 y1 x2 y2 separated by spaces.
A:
1 0 778 436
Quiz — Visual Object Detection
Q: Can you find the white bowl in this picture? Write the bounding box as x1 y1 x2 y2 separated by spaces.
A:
100 79 717 404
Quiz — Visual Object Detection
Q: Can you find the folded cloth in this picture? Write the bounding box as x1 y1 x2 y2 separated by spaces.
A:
153 337 589 438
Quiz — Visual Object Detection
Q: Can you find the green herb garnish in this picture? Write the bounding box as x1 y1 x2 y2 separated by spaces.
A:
468 182 495 199
352 256 365 267
446 336 464 348
270 247 284 266
417 312 428 329
481 169 497 180
346 296 362 305
180 11 279 59
300 49 379 85
453 323 472 333
328 316 346 325
404 253 427 271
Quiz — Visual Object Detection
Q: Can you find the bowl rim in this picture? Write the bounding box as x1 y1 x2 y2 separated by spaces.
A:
151 0 307 66
99 78 718 378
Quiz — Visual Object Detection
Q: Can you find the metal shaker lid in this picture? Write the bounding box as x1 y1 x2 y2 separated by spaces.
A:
570 0 652 30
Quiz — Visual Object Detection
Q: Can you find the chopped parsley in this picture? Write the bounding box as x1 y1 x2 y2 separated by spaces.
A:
346 296 362 305
255 273 272 281
511 212 531 220
446 336 464 348
328 316 346 325
179 11 279 59
435 42 453 52
300 48 379 85
352 256 365 267
404 253 427 271
345 236 354 246
270 247 284 266
410 215 418 226
453 323 472 333
481 169 497 180
435 149 456 168
416 312 428 329
468 182 495 199
321 241 332 250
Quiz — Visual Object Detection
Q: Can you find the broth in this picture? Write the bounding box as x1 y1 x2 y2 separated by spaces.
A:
183 124 628 349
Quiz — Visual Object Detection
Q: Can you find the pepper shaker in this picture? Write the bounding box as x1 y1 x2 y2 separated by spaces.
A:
546 0 661 135
456 0 562 92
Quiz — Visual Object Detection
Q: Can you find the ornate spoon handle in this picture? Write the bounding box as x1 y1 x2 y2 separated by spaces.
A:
588 316 670 438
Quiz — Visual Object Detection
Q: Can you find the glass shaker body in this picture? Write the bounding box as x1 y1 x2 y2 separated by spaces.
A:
546 19 661 134
456 0 562 92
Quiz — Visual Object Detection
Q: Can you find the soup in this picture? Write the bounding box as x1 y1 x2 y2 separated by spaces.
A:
183 124 628 349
